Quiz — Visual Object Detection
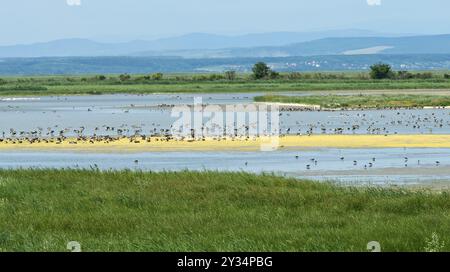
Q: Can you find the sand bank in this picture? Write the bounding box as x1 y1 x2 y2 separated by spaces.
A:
1 134 450 152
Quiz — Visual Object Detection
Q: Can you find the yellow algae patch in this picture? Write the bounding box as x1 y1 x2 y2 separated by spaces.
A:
1 135 450 152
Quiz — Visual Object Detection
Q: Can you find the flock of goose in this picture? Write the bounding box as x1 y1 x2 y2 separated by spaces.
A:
1 109 449 141
1 94 450 174
279 111 449 135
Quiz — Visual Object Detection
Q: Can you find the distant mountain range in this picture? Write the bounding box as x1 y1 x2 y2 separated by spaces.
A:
0 29 431 58
1 29 450 59
136 34 450 58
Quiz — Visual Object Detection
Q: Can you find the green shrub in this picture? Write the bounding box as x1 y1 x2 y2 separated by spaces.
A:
370 63 394 79
224 70 237 80
252 62 272 79
119 74 131 81
151 73 164 81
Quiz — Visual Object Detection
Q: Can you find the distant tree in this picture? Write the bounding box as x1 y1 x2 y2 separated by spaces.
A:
445 74 450 79
119 74 131 81
252 62 272 79
0 78 6 85
415 72 433 79
224 70 237 81
97 75 107 81
370 63 394 79
397 71 413 80
151 73 164 80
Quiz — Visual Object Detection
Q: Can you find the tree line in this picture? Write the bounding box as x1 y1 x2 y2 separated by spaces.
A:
0 62 449 84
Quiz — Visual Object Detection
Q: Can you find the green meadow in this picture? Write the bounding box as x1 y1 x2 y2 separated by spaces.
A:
0 170 448 252
255 94 450 109
0 72 450 96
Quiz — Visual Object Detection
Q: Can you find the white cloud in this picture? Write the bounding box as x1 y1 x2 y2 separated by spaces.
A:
367 0 382 6
66 0 81 6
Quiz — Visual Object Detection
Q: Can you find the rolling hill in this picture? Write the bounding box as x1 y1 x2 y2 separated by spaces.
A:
218 35 450 58
0 30 413 58
136 34 450 58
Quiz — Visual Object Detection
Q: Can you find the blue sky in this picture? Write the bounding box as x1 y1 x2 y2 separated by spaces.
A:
0 0 449 45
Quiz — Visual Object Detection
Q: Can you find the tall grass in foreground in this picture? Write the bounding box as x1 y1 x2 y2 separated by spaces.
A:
0 169 448 252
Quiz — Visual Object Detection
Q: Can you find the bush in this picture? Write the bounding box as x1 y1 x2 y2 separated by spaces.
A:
415 72 433 79
370 63 394 79
151 73 164 81
269 71 280 79
252 62 272 79
224 71 237 81
396 71 414 80
119 74 131 81
444 74 450 79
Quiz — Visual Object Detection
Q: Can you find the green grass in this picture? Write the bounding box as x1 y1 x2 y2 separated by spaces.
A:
0 73 450 96
255 94 450 109
0 169 448 252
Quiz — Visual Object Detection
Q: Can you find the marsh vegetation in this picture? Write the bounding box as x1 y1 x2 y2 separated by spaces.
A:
0 170 448 252
255 94 450 109
0 68 450 96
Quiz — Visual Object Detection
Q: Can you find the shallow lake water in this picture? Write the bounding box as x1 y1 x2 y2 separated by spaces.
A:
1 93 450 185
1 93 450 136
1 148 449 185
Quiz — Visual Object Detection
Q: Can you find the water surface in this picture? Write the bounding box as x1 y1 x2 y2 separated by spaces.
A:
1 93 450 185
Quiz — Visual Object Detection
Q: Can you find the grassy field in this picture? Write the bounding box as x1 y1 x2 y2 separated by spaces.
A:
255 94 450 109
0 170 448 252
0 73 450 96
